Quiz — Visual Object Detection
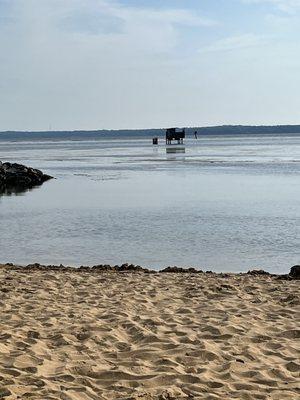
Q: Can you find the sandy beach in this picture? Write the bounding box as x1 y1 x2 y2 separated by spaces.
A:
0 265 299 400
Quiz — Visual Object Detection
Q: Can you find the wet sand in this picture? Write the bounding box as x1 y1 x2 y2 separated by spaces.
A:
0 265 299 399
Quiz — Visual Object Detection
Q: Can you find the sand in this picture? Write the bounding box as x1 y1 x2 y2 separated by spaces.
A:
0 266 299 400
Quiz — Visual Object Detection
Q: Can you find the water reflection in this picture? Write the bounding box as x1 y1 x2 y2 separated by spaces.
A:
152 146 159 155
166 145 186 160
0 184 39 197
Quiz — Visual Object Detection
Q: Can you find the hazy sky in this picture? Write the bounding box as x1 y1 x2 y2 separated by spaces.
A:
1 0 300 131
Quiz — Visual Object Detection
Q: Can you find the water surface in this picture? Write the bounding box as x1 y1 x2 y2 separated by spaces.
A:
0 133 299 273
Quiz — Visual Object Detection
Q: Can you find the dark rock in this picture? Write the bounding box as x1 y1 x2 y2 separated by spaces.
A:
219 273 230 278
79 266 91 271
26 263 43 270
76 331 90 341
186 267 200 273
92 264 114 271
118 263 149 272
289 265 300 279
160 266 200 273
27 330 40 339
22 263 72 272
0 161 53 193
247 269 270 276
276 274 292 281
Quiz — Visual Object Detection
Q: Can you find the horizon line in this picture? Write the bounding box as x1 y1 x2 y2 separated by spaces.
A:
2 123 300 134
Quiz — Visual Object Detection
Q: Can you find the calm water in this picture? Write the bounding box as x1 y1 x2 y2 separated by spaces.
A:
0 133 299 273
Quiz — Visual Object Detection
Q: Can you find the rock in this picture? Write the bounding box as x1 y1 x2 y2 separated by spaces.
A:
247 269 270 276
276 274 292 281
118 263 148 272
26 263 43 270
289 265 300 279
0 161 53 193
219 273 230 278
91 264 151 273
160 266 199 273
117 263 150 273
92 264 114 271
27 330 40 339
79 266 91 271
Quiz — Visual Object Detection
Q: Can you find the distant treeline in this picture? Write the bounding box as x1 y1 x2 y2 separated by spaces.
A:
1 125 300 141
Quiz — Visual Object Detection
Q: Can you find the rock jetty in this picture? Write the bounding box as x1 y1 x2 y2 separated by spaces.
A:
0 161 53 191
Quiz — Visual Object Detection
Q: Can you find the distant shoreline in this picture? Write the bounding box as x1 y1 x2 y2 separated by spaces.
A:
1 125 300 141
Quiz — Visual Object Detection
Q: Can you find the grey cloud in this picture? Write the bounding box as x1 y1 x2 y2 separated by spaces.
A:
199 34 272 53
242 0 300 13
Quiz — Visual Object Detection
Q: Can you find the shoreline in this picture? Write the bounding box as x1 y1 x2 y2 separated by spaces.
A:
1 262 299 280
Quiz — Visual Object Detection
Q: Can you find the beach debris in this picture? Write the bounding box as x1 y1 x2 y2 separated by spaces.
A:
247 269 270 276
92 263 151 273
1 263 299 281
27 330 40 339
92 264 115 272
119 263 149 272
160 266 200 273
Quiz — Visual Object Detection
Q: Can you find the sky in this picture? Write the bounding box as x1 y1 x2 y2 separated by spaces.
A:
1 0 300 131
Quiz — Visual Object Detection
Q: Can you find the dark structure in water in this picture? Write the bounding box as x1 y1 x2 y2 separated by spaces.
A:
166 128 185 144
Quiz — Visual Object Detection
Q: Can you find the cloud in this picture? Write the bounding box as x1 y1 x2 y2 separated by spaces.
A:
0 0 218 130
0 0 217 55
265 11 300 27
43 0 217 39
199 33 271 53
61 10 124 35
242 0 300 14
1 1 299 131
